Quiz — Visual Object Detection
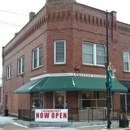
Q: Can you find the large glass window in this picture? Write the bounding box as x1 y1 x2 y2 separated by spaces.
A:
18 57 24 75
79 91 107 109
123 52 130 71
54 40 66 64
32 46 43 69
32 93 44 109
6 64 12 79
82 42 105 66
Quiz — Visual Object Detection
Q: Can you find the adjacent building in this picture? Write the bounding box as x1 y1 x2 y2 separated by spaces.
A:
2 0 129 120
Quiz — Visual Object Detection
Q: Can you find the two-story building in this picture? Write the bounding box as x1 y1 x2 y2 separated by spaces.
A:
2 0 129 120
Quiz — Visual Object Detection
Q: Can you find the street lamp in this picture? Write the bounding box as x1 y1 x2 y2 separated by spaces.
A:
105 10 112 129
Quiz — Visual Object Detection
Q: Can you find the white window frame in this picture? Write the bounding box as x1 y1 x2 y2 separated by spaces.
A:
123 52 130 72
18 56 24 75
82 42 105 66
54 40 66 64
32 46 43 69
6 64 12 79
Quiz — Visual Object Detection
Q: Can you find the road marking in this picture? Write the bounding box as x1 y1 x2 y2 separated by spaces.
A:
0 128 4 130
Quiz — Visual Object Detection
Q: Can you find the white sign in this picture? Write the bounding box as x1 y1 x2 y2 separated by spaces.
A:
74 73 106 78
31 73 73 80
31 73 107 81
35 109 68 122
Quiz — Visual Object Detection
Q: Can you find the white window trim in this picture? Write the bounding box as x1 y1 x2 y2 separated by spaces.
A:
123 51 130 72
18 57 24 75
54 40 66 64
82 42 105 67
32 46 43 69
6 64 12 79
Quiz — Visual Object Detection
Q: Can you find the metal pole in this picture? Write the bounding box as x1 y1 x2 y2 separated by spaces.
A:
106 10 112 129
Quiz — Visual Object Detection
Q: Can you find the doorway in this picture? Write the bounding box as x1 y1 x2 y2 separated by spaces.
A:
54 92 66 109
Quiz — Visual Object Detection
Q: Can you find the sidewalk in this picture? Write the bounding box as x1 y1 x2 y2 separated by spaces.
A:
16 119 130 130
0 115 130 130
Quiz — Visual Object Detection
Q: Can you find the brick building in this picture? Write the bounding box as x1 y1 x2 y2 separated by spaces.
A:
0 84 2 114
2 0 129 120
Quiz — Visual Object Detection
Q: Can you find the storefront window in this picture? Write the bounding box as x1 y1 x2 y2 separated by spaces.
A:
54 92 66 109
79 91 106 109
31 93 44 109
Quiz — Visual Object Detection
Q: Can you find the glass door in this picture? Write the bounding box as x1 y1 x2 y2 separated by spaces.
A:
54 92 66 109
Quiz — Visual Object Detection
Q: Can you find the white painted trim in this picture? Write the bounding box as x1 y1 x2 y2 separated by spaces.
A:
30 73 73 80
30 73 107 80
54 40 66 64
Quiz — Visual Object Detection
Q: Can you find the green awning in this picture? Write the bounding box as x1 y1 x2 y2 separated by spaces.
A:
13 76 128 94
73 76 127 92
13 78 42 94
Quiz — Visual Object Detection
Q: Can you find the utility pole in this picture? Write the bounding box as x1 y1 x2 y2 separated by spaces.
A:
106 11 112 129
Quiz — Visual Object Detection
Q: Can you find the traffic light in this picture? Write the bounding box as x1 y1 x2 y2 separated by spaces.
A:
108 70 112 88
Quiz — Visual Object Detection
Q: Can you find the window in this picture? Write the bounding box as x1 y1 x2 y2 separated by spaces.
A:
123 52 130 71
32 93 44 109
6 64 12 79
54 40 66 64
79 91 107 109
18 57 24 75
82 42 105 66
33 46 43 69
54 92 66 109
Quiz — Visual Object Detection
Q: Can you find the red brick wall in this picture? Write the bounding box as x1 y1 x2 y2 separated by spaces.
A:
44 92 53 108
67 91 78 109
113 92 120 110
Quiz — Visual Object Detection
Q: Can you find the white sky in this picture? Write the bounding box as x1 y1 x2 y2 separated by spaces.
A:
0 0 130 76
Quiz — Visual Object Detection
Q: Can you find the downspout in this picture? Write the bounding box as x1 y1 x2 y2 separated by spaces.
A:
2 47 5 112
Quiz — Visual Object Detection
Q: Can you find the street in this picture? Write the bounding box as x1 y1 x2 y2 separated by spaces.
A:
0 116 127 130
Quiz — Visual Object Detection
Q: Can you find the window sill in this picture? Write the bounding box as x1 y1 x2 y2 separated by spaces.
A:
6 77 12 81
82 63 105 68
31 107 43 111
17 73 25 77
54 62 66 65
54 63 67 66
124 71 130 73
32 65 43 71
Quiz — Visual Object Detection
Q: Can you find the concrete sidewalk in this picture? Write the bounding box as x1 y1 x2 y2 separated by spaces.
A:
1 115 130 130
16 119 118 127
15 119 130 130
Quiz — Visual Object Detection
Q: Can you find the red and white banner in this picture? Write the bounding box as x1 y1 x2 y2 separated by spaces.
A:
35 109 68 122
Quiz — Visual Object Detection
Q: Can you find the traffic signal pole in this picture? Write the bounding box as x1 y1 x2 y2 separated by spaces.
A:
106 11 112 129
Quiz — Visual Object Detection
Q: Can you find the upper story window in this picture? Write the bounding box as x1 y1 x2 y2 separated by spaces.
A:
54 40 66 64
18 56 24 75
33 46 43 69
123 52 130 71
6 64 12 79
82 42 106 66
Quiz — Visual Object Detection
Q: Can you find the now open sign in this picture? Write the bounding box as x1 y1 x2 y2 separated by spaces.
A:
35 109 68 122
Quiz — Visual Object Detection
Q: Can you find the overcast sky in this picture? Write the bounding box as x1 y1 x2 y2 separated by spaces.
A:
0 0 130 77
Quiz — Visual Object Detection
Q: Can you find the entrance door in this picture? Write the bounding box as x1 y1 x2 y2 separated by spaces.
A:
54 92 66 109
